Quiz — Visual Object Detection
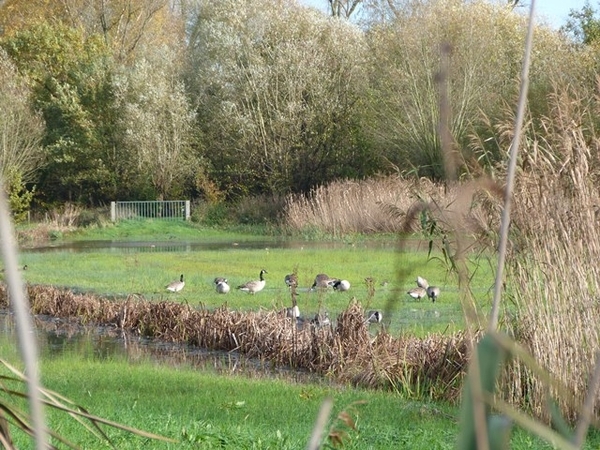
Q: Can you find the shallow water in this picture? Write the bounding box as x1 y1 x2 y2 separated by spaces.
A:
0 310 329 384
21 237 426 254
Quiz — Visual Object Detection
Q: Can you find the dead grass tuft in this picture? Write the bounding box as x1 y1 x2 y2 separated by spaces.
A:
16 203 88 246
0 284 474 400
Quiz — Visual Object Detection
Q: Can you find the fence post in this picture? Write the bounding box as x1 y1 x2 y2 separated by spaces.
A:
110 202 116 222
185 201 190 221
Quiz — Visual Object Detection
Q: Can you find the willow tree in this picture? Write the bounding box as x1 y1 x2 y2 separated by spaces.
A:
114 46 200 201
0 49 44 221
185 0 376 198
364 0 586 179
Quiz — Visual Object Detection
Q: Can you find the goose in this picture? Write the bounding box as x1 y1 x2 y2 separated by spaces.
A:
407 286 427 300
311 273 336 290
284 273 298 288
416 276 428 289
214 277 230 294
286 297 300 319
331 279 351 292
427 285 441 303
295 315 312 330
311 311 331 327
166 274 185 293
366 310 383 323
238 269 267 294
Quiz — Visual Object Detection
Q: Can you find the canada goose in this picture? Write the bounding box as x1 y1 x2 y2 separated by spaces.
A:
294 315 307 329
214 277 230 294
427 285 441 303
311 311 331 327
238 269 267 294
311 273 336 290
407 286 427 300
416 276 428 289
166 274 185 293
286 297 300 319
332 279 351 292
366 310 383 323
284 273 298 288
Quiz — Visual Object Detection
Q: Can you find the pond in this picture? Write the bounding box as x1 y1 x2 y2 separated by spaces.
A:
20 236 428 254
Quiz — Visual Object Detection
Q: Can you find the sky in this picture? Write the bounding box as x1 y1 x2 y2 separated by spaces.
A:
299 1 593 29
537 0 589 28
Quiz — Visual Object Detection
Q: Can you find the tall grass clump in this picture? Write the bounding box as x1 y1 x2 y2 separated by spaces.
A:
283 176 445 235
493 84 600 422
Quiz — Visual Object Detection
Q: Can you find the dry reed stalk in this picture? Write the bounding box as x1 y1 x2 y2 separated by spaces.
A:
0 178 47 449
500 85 600 422
283 176 443 234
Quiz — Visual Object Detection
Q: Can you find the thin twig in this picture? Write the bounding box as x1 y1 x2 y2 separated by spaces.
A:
489 0 536 331
306 397 333 450
573 350 600 448
0 178 47 449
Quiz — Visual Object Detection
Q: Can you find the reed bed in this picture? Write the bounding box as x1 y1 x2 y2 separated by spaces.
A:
0 284 473 401
283 176 441 234
496 86 600 422
283 175 501 238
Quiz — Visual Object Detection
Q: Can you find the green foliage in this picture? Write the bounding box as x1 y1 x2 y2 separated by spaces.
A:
193 201 234 227
457 334 512 450
4 169 34 223
563 2 600 45
186 0 377 197
2 22 120 205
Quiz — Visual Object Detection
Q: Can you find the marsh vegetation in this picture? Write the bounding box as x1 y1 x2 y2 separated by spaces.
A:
4 0 600 448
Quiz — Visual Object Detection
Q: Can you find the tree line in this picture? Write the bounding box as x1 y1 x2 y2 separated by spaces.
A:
0 0 598 217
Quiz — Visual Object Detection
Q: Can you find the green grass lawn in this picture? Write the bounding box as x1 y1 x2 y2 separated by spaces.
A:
17 236 496 336
3 347 599 450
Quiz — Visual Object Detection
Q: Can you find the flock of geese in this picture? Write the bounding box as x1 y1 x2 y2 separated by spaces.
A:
407 276 440 303
165 271 441 326
165 270 354 296
165 270 269 295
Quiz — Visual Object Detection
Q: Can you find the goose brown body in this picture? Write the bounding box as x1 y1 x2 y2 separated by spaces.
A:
238 269 267 294
166 274 185 292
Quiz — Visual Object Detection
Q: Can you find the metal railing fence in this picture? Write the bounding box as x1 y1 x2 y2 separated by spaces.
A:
110 200 190 222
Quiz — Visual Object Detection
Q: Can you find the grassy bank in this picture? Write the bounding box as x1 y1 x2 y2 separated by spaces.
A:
0 337 459 449
2 343 598 450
